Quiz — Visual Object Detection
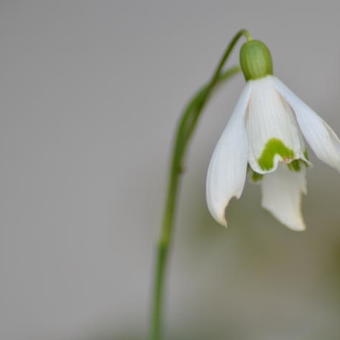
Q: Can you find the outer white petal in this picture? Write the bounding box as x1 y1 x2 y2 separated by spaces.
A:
246 76 305 174
261 165 307 231
273 76 340 172
206 84 251 227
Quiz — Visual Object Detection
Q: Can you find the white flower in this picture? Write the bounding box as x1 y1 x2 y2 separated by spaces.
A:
206 74 340 230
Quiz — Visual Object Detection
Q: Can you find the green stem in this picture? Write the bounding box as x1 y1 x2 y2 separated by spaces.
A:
149 29 251 340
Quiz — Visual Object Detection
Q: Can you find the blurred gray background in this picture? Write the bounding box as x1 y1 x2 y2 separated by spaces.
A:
1 1 340 339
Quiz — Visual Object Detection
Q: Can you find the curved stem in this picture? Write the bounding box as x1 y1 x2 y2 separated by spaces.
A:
149 29 251 340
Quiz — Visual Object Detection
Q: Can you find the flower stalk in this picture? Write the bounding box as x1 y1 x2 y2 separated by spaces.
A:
149 29 252 340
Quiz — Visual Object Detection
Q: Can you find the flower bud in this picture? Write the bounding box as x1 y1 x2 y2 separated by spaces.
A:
239 40 273 81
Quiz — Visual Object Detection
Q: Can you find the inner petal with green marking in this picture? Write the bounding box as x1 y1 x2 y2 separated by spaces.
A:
257 138 295 171
250 169 264 182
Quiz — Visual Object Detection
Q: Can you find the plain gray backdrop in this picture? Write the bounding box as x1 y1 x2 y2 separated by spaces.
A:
1 1 340 339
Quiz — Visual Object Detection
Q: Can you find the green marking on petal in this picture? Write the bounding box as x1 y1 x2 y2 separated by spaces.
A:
247 166 264 182
287 160 301 172
251 171 263 182
287 158 310 172
303 150 309 161
257 138 295 171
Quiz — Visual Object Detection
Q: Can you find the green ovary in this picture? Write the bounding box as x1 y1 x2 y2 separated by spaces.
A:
257 138 295 171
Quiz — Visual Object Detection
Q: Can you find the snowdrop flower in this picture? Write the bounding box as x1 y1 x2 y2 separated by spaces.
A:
206 39 340 231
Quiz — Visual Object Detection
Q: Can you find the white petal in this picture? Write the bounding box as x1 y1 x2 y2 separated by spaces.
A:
246 76 305 174
206 84 251 226
273 77 340 172
261 165 307 231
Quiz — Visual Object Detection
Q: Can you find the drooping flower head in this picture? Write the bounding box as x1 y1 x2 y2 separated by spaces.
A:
206 38 340 230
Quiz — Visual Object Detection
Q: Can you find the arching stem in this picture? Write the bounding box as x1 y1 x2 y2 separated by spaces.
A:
149 29 251 340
